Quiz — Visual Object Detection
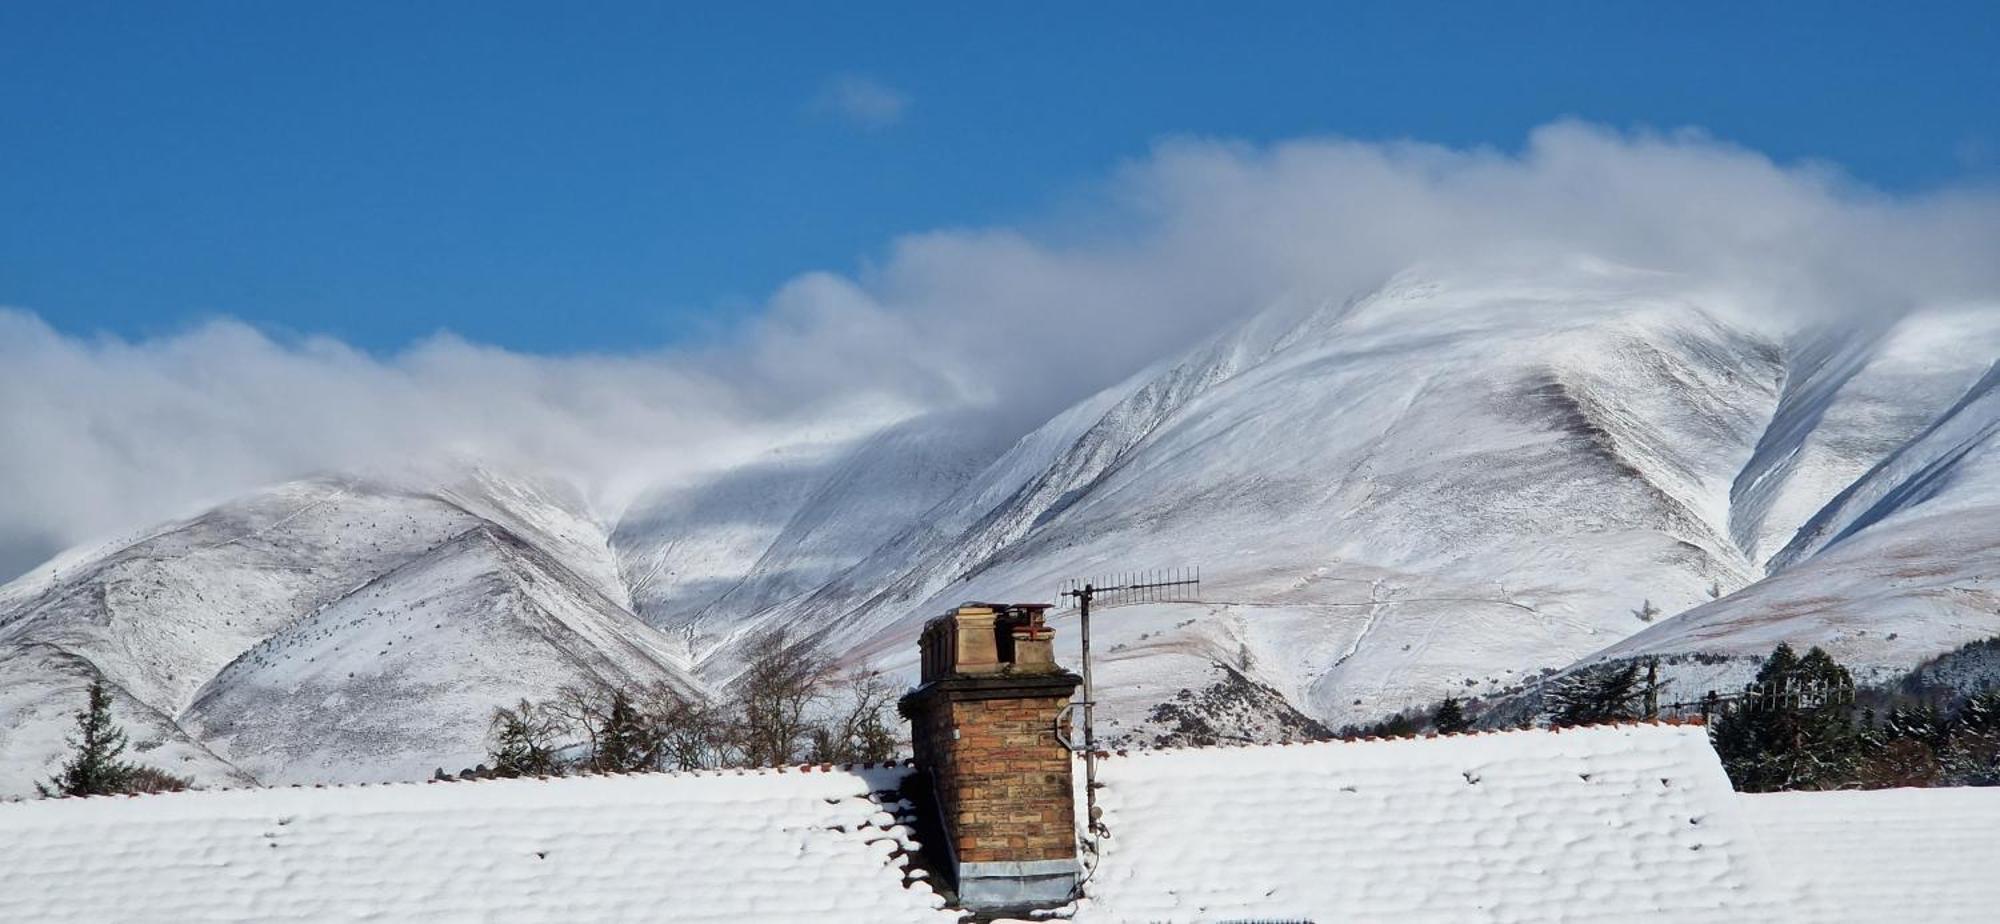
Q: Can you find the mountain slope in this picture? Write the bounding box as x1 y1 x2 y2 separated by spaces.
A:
686 266 1999 734
4 264 1998 792
0 472 698 796
1587 338 2000 697
612 410 1010 663
184 525 697 785
730 268 1795 727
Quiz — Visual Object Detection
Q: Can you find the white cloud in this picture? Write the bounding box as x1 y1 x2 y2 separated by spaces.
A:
3 121 1998 579
811 74 909 128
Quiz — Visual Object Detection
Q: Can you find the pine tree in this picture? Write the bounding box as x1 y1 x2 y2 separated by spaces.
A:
38 681 135 798
1713 644 1861 791
1791 647 1862 787
1546 662 1642 727
1883 703 1947 750
1958 689 2000 735
1433 697 1472 734
592 690 655 772
1380 713 1421 737
1940 689 2000 785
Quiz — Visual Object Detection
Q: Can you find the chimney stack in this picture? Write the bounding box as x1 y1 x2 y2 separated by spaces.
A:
900 603 1082 913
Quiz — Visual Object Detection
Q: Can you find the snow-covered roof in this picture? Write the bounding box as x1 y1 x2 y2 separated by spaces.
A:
0 764 957 924
1076 722 1788 922
3 724 1996 923
1744 786 2000 923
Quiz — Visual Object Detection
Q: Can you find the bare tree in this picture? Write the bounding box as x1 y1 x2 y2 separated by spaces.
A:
806 672 902 765
542 682 665 773
636 681 733 771
731 627 834 767
481 627 907 774
488 698 567 777
547 681 616 763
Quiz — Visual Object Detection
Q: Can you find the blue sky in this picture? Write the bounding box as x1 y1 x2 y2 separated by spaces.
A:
2 1 1995 355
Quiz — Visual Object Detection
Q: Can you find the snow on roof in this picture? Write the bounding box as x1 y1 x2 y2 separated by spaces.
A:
0 765 959 924
1073 722 1790 923
1744 786 2000 924
6 724 1995 923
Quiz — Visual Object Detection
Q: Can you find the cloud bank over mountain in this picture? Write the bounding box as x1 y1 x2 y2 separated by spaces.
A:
4 121 1998 580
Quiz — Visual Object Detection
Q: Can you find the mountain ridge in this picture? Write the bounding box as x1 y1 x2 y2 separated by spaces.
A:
3 265 1997 794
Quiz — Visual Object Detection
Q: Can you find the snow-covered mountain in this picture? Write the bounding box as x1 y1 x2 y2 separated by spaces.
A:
1587 314 2000 699
4 263 1997 793
0 471 701 793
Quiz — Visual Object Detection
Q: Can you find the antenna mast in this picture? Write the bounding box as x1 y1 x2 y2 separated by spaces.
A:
1057 567 1200 836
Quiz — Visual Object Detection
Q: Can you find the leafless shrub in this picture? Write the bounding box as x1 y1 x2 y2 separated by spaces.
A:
484 625 911 773
488 697 569 777
806 672 902 765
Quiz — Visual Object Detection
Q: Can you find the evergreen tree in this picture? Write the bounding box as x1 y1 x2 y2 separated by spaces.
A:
1941 689 2000 785
592 690 655 772
1883 704 1947 750
38 681 135 797
1957 689 2000 735
1433 697 1472 734
1791 647 1862 786
1713 644 1861 792
1337 712 1421 739
1546 662 1642 727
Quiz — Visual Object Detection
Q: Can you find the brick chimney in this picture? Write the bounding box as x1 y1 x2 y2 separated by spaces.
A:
899 603 1083 912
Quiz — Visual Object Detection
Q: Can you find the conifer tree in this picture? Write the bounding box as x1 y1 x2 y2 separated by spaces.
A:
1883 703 1947 750
1713 644 1860 791
38 680 135 798
1958 689 2000 735
1941 689 2000 785
1433 697 1472 734
1546 662 1642 727
592 690 655 772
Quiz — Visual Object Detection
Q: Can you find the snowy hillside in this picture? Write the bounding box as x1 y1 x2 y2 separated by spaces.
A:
720 264 2000 736
3 263 1997 792
611 411 1011 657
1585 313 2000 697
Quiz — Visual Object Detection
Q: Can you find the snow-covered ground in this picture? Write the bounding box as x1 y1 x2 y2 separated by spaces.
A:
2 262 1997 794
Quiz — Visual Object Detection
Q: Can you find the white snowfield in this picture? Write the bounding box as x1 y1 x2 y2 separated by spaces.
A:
3 724 1993 923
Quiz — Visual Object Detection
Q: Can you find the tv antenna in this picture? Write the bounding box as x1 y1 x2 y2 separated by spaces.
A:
1056 567 1200 836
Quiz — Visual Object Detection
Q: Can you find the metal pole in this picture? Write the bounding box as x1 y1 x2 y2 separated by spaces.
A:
1079 584 1099 835
1645 658 1659 720
1059 571 1196 838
